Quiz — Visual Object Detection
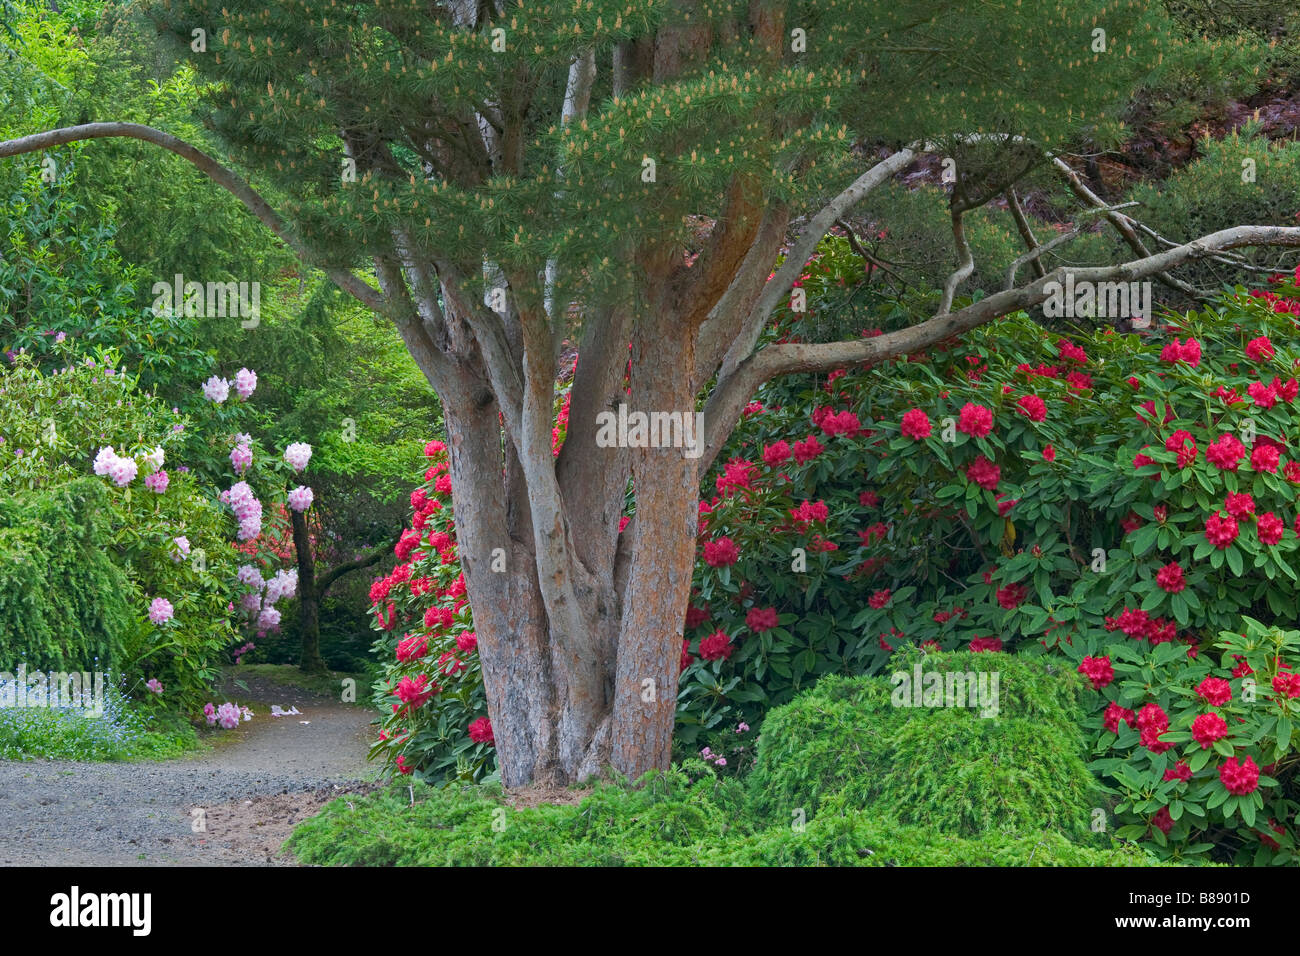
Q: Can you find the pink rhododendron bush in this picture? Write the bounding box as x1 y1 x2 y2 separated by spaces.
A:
367 265 1300 862
0 342 312 718
0 345 239 714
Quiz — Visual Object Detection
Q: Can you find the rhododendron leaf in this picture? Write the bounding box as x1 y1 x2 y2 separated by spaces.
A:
1210 549 1225 569
1276 720 1291 752
1212 739 1235 758
1193 540 1214 561
1171 593 1189 626
1191 748 1214 773
1226 548 1244 577
1240 799 1256 828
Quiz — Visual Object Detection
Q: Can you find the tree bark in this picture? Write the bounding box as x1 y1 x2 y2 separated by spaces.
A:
290 508 326 674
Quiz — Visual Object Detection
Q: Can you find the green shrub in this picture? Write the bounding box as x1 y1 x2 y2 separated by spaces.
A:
731 795 1173 867
287 773 1167 868
747 651 1101 839
0 478 133 670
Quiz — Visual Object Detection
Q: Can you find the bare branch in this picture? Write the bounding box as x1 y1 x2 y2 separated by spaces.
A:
719 146 919 380
1005 188 1047 280
936 206 974 316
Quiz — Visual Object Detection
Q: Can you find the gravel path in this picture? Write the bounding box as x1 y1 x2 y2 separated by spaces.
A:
0 674 379 866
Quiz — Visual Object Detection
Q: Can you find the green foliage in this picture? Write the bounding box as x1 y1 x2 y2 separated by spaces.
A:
1118 129 1300 290
0 351 240 715
0 478 133 670
746 652 1101 840
286 769 1168 867
1080 617 1300 865
0 678 200 761
140 0 1228 316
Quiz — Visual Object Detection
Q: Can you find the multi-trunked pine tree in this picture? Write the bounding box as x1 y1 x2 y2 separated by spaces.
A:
3 0 1299 786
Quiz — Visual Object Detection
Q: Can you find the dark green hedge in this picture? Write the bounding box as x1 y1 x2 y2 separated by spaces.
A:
0 478 134 672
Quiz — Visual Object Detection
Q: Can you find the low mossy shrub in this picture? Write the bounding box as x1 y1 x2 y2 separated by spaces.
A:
747 650 1101 840
287 773 1167 867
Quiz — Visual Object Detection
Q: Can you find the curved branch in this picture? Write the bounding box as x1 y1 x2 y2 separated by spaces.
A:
0 123 388 315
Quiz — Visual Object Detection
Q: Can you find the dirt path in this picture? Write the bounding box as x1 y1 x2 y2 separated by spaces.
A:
0 673 378 866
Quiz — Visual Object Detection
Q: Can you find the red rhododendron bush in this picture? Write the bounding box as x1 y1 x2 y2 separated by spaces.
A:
370 258 1300 862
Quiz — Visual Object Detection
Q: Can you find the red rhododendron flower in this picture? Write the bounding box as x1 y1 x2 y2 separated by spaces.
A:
1246 336 1275 361
996 583 1027 609
900 408 932 440
679 639 694 672
1155 562 1186 594
1196 677 1232 707
1043 444 1056 462
685 603 710 629
860 522 890 546
1016 394 1047 422
966 455 1001 491
1225 492 1256 519
790 499 830 527
1164 760 1193 783
1116 606 1151 640
395 674 438 710
716 458 758 495
395 755 413 775
1285 461 1300 484
396 633 429 663
1260 819 1287 851
1136 703 1173 753
763 440 791 466
1205 511 1239 549
859 490 880 508
1058 339 1088 364
424 440 447 458
1272 673 1300 699
1248 380 1278 409
1206 434 1245 470
1165 430 1197 468
1192 712 1229 749
746 607 779 632
455 631 478 654
821 409 862 437
1133 450 1156 471
703 536 740 567
957 402 994 437
1160 337 1201 367
868 588 892 609
434 474 453 495
1152 806 1174 835
1077 656 1114 690
699 630 734 661
792 434 825 463
1220 756 1260 795
1104 701 1137 734
468 716 494 745
1258 511 1285 546
969 636 1002 652
1252 443 1281 473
